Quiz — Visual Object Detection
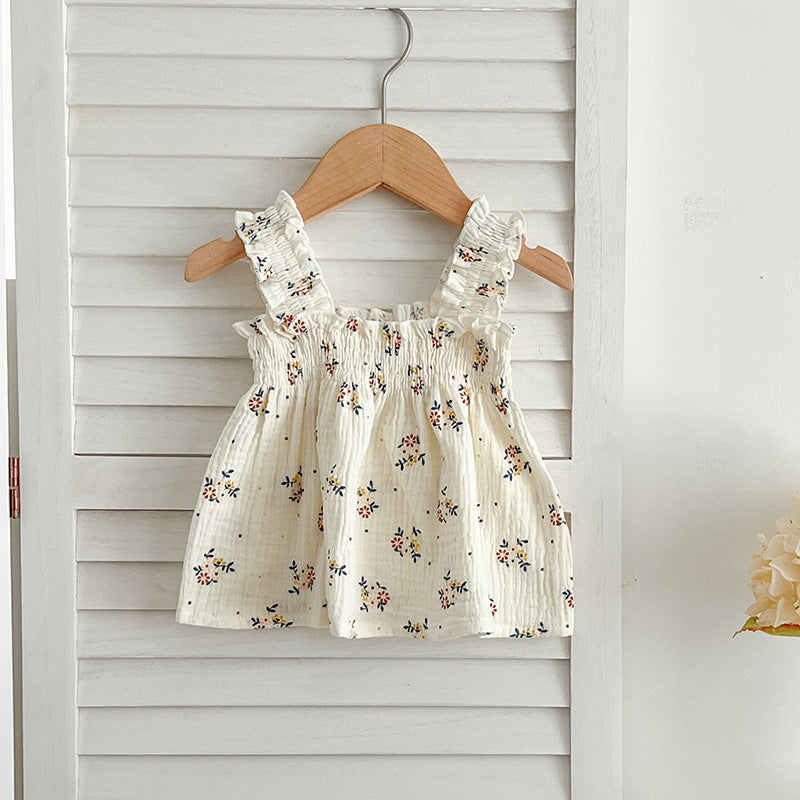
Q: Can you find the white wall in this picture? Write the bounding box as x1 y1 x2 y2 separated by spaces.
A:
625 2 800 797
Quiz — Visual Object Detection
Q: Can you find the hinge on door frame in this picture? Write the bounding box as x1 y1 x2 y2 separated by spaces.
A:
9 456 19 519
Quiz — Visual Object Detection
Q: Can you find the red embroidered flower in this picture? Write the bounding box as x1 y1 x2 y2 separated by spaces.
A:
195 567 214 586
549 502 567 526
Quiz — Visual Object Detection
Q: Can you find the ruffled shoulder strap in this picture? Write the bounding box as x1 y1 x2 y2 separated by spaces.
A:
234 190 335 326
429 196 527 327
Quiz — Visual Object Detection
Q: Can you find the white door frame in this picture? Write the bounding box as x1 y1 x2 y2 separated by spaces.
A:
1 0 16 795
571 0 627 795
9 0 627 797
10 0 76 797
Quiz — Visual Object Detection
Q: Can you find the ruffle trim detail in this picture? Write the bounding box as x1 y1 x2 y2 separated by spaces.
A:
234 190 336 330
429 195 527 350
234 190 526 349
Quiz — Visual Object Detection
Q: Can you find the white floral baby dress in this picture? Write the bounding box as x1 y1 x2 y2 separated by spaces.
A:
176 189 574 640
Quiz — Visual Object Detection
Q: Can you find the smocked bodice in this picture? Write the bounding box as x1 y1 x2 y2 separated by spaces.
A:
231 190 527 391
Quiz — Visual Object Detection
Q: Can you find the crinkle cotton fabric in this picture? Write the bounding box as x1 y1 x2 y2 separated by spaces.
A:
176 189 574 640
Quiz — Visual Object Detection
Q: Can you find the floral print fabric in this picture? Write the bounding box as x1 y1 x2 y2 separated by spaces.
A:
176 189 574 640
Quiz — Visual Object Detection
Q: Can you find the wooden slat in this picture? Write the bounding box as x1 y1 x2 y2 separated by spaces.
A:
71 256 574 312
78 657 569 707
77 511 190 563
78 562 181 610
100 505 595 565
70 207 574 260
67 8 575 61
78 554 579 619
77 610 571 659
73 456 573 512
74 406 571 458
68 108 576 161
70 157 574 211
73 358 572 409
72 307 572 360
78 754 570 800
67 0 576 7
78 706 570 755
68 58 575 111
73 357 254 406
78 548 575 608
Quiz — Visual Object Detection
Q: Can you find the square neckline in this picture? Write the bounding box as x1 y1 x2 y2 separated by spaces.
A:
234 188 527 331
273 189 496 326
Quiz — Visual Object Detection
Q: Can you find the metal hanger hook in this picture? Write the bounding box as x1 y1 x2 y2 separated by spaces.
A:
380 8 413 124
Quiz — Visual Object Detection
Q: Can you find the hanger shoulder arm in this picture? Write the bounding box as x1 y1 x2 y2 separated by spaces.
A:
184 236 245 282
517 238 574 291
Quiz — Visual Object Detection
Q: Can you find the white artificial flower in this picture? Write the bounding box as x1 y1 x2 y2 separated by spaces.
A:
745 492 800 629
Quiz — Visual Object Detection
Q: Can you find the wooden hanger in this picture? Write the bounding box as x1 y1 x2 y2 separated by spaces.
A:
184 9 574 292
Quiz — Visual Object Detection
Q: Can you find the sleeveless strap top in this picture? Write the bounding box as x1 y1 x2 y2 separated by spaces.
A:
176 188 573 640
232 189 525 352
